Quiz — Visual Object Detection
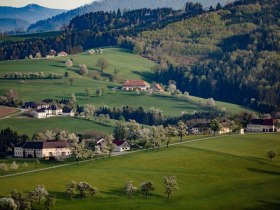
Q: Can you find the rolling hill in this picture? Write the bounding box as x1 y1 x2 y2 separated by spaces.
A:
27 0 234 33
0 4 66 32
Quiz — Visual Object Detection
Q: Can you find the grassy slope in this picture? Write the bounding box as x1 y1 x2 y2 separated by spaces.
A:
0 48 252 116
0 117 113 136
0 133 279 210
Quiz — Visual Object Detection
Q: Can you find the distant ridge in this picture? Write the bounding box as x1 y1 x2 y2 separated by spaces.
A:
0 4 66 32
27 0 233 33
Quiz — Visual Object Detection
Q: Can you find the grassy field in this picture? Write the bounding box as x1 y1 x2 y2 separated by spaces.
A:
0 133 279 210
0 117 114 136
0 48 253 116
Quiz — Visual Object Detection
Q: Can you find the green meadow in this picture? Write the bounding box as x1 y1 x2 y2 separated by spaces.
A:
0 133 279 210
0 117 114 136
0 48 252 117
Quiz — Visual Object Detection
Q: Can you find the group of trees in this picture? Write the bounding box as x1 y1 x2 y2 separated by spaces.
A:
0 128 29 157
0 185 55 210
3 72 63 80
95 105 222 126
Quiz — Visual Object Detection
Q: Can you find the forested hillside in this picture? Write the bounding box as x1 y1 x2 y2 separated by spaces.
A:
121 0 280 112
27 0 230 33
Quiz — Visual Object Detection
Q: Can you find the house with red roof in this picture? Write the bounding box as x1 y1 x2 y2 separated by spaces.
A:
246 119 276 132
122 80 150 91
14 141 71 159
113 140 130 152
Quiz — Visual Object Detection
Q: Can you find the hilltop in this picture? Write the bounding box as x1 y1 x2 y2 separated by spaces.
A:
0 4 66 32
27 0 232 33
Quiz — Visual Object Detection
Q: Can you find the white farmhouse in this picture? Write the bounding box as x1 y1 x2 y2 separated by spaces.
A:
122 80 150 91
246 119 276 132
14 141 70 159
113 140 130 152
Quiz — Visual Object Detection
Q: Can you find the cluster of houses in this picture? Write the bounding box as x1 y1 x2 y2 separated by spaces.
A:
14 139 131 159
122 79 164 92
12 117 279 159
23 102 74 119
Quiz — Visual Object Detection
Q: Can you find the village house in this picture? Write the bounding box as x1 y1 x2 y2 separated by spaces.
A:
62 108 75 117
122 80 150 91
14 141 70 159
113 140 131 152
246 119 276 132
97 139 130 152
32 104 63 119
57 51 68 57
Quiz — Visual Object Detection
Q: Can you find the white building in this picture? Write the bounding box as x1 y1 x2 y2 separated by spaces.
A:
246 119 276 132
14 141 70 159
122 80 150 91
62 109 75 117
113 140 130 152
32 105 63 119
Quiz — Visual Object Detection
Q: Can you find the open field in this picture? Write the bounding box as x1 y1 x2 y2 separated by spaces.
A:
0 106 19 118
0 48 253 116
0 117 114 136
0 133 279 210
0 48 155 81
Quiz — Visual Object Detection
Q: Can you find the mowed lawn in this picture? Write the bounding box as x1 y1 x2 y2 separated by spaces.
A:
0 133 279 210
0 117 113 136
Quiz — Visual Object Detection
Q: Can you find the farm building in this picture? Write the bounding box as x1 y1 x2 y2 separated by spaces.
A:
14 141 70 159
246 119 276 132
122 80 150 91
32 104 63 118
113 140 131 152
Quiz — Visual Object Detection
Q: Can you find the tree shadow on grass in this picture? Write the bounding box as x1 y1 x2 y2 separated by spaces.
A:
131 70 154 82
247 168 280 176
245 199 280 210
101 188 163 199
49 64 65 68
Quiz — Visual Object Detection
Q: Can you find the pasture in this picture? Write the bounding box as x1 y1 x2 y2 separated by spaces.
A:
0 48 252 116
0 117 114 136
0 133 279 210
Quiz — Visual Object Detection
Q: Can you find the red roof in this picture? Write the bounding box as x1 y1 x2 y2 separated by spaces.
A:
123 80 149 87
155 84 164 91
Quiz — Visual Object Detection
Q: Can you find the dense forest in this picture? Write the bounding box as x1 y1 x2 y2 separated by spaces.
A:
27 0 228 33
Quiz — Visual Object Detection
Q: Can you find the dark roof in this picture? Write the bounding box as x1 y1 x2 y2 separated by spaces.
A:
250 119 275 126
113 140 128 146
19 141 68 149
36 108 46 113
